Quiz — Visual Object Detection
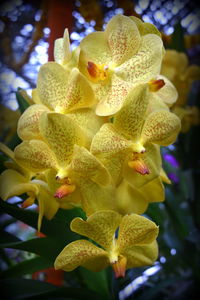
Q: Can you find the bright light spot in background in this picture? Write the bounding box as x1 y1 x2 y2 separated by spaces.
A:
35 9 42 21
115 8 124 14
142 14 153 23
7 93 19 110
43 27 50 36
23 23 33 32
143 264 161 276
165 26 174 35
135 5 142 14
160 256 166 263
139 0 149 10
171 248 177 255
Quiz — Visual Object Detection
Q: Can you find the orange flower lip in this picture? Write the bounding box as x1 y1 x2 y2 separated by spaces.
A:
54 184 76 199
87 61 109 81
112 256 127 278
148 79 165 92
128 159 150 175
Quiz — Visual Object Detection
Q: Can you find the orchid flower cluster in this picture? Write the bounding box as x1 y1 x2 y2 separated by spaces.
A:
0 15 181 278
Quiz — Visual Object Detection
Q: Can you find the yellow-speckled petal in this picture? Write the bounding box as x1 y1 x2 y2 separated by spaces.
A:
63 68 95 112
54 28 71 65
17 104 49 140
39 112 86 167
37 62 68 110
95 74 133 116
71 210 122 250
32 88 41 104
67 108 105 144
116 34 163 83
0 169 38 200
80 31 111 67
105 15 141 65
114 83 149 140
117 214 159 251
14 140 58 172
160 168 171 184
91 123 132 185
70 145 111 186
116 180 148 215
79 180 117 216
124 143 162 188
123 240 158 269
141 110 181 146
54 240 108 272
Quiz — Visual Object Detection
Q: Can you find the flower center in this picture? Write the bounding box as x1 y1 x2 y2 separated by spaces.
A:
148 78 165 92
87 61 109 82
128 152 150 175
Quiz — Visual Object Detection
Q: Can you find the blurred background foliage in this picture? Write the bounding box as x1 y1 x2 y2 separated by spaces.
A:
0 0 200 299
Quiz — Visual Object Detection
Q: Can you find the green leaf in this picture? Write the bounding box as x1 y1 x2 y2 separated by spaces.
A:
0 278 102 300
0 229 21 244
0 237 62 261
16 88 30 113
6 132 21 150
0 201 80 243
79 267 110 299
0 256 52 279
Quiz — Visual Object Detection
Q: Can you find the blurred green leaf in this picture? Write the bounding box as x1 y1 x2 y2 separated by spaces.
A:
16 88 30 113
6 132 21 151
79 267 110 299
0 256 52 279
0 278 102 300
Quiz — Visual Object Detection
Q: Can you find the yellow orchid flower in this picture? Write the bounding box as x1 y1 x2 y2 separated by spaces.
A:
91 84 181 188
0 168 59 231
54 210 159 277
79 14 164 115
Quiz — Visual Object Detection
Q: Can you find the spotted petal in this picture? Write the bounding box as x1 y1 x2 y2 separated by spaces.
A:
123 241 158 269
116 34 163 83
54 240 108 272
117 214 159 251
39 112 86 168
17 104 49 140
140 110 181 146
71 210 122 250
114 83 149 140
105 14 141 65
14 140 58 172
69 145 111 186
37 62 68 111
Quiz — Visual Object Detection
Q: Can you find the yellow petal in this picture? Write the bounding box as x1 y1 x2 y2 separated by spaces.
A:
117 214 159 251
0 142 14 160
95 74 133 116
115 34 163 83
37 62 68 110
79 180 117 216
32 88 41 104
71 210 122 250
184 65 200 81
67 108 105 145
116 180 148 215
124 144 162 188
62 68 95 113
54 28 71 65
39 112 86 168
14 140 58 172
139 176 165 203
114 83 149 140
37 185 59 231
105 15 141 65
17 104 49 140
91 123 132 185
154 75 178 107
141 110 181 146
130 16 161 37
160 168 171 184
79 31 111 67
0 169 38 200
123 240 158 269
54 240 108 272
70 145 111 186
